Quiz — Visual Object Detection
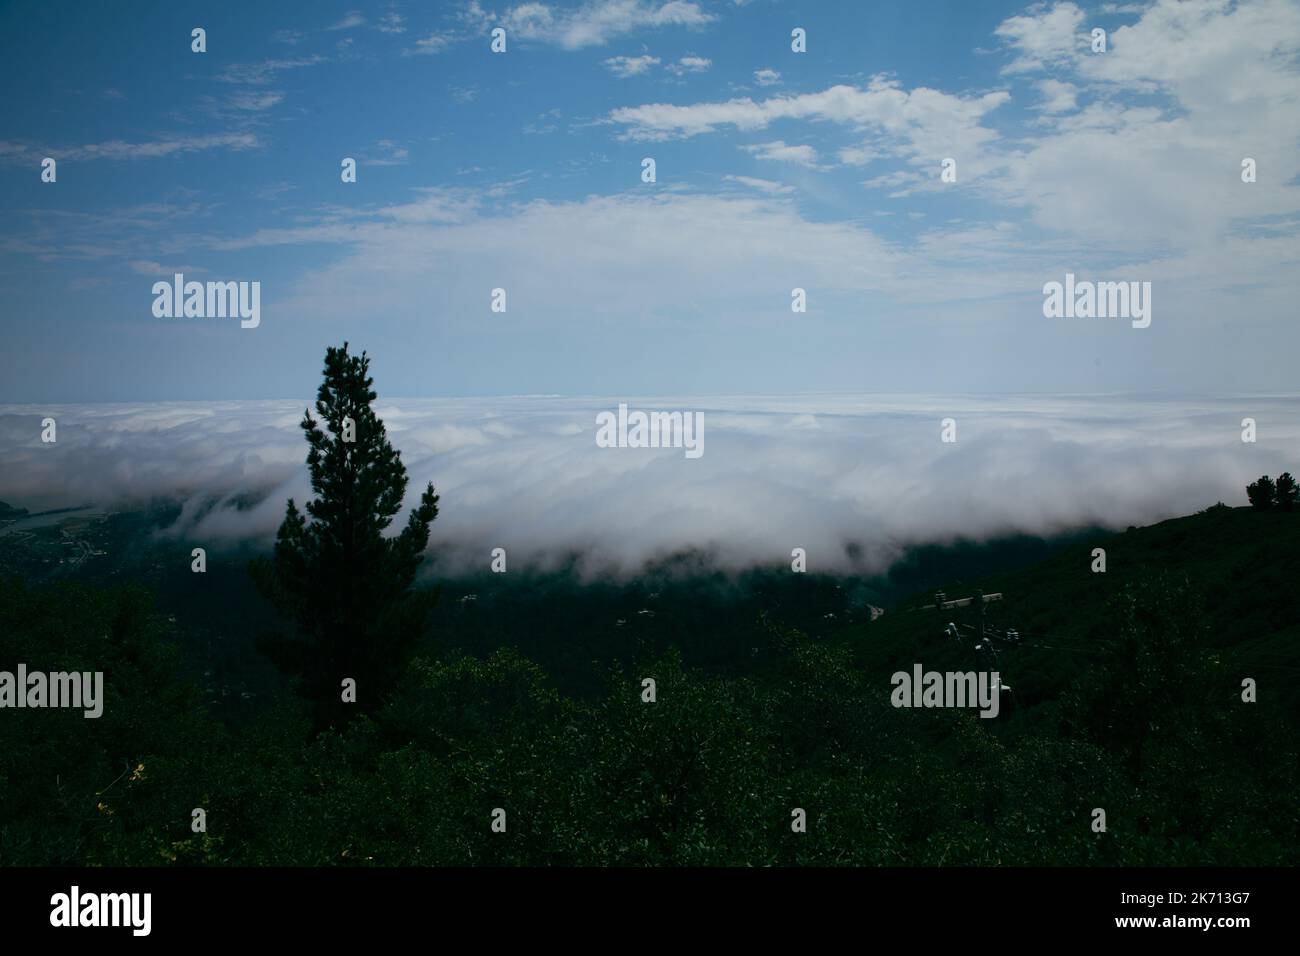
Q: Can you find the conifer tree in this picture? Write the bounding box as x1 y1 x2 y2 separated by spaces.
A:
253 343 439 727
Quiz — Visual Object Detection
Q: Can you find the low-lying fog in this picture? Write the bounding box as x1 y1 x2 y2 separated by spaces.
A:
1 394 1295 576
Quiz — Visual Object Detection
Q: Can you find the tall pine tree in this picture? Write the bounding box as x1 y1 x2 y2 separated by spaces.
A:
253 343 439 727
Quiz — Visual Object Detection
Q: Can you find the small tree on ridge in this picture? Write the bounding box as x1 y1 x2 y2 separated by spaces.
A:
1246 475 1276 511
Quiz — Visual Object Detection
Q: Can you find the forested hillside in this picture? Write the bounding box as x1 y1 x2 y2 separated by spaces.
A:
2 506 1295 866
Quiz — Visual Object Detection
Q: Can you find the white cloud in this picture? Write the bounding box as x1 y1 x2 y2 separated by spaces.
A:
204 177 1297 334
604 54 660 77
376 11 406 34
742 139 820 167
217 56 327 85
406 32 452 55
523 108 560 133
667 54 711 74
368 187 481 223
2 395 1293 577
327 11 366 30
753 68 781 86
0 134 259 164
213 188 908 308
608 77 1010 189
836 144 879 166
471 0 715 49
989 0 1300 246
722 174 794 194
605 79 1012 175
363 139 411 166
1033 78 1078 113
994 1 1087 73
226 90 285 111
599 2 1300 251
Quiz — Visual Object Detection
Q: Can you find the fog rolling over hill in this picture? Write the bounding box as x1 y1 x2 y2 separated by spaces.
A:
1 393 1295 576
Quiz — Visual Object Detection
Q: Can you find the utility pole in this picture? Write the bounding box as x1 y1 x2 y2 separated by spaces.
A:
976 588 985 645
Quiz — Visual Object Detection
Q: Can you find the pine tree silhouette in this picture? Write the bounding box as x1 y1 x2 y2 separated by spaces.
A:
253 343 439 728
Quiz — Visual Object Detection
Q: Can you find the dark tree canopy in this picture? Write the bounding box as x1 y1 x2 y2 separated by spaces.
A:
1246 475 1276 511
253 342 439 727
1274 472 1297 512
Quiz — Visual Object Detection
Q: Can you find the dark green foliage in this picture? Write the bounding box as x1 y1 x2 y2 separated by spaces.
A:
1275 472 1298 511
4 502 1297 867
251 343 439 727
1246 474 1276 510
1060 573 1218 771
5 377 1299 872
0 580 226 865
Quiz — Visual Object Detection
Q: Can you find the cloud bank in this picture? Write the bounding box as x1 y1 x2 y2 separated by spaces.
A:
2 394 1294 577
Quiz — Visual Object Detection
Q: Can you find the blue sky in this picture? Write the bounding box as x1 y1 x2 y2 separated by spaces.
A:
2 0 1298 403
